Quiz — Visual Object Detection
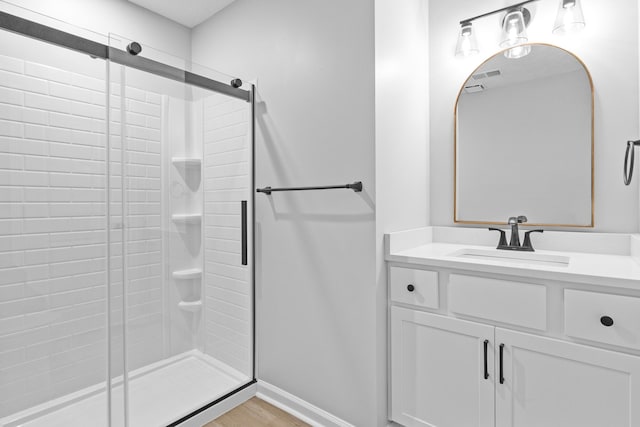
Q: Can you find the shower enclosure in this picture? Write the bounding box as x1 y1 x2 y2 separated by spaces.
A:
0 5 254 427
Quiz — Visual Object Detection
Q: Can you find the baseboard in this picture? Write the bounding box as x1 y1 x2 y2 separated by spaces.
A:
180 382 257 427
257 381 354 427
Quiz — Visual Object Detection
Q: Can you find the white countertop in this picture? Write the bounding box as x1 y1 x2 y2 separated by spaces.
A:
385 227 640 290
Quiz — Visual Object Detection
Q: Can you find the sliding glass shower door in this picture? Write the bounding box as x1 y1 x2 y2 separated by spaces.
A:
0 5 254 426
107 35 254 427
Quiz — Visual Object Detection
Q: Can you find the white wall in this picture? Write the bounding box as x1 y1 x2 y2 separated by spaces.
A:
375 1 430 235
430 0 639 232
375 0 430 423
0 0 191 62
192 1 378 425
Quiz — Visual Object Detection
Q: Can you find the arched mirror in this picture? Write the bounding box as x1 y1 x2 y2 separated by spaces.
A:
455 44 593 227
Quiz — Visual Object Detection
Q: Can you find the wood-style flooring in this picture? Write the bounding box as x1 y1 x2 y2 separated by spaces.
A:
204 397 310 427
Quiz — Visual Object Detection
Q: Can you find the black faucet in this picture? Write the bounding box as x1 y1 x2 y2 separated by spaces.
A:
489 215 543 251
508 215 527 246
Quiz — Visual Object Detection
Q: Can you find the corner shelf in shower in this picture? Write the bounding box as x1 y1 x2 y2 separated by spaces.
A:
172 268 203 280
178 300 203 312
171 213 202 224
171 157 202 168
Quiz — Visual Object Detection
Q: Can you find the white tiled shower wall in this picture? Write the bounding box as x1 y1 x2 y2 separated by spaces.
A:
203 93 252 376
109 72 165 375
0 50 108 418
0 43 165 417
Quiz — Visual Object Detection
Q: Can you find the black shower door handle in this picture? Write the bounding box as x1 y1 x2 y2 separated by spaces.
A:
499 343 505 384
241 200 247 266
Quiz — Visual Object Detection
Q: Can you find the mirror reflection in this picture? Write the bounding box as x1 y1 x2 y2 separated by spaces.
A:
455 44 593 227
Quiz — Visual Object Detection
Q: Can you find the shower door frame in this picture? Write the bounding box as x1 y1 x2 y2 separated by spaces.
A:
0 9 257 427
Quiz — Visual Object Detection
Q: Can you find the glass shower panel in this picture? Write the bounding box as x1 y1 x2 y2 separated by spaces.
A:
0 27 109 427
108 35 254 427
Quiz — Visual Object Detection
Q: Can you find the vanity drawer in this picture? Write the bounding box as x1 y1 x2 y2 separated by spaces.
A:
448 274 547 330
389 267 439 309
565 290 640 350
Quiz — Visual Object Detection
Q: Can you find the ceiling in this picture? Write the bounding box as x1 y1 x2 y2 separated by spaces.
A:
127 0 236 28
465 45 585 92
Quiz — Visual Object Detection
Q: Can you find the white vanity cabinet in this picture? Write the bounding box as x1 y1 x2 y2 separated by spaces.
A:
390 306 494 427
389 265 640 427
495 328 640 427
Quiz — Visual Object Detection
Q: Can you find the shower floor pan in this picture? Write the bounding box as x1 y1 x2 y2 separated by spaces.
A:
1 350 248 427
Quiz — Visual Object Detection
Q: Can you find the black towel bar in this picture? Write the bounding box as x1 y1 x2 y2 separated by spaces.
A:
257 181 363 195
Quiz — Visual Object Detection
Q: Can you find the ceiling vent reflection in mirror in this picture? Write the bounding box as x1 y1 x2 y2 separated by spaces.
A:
455 0 586 58
472 69 502 80
463 84 485 94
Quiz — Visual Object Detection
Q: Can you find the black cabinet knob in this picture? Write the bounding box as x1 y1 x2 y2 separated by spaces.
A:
407 284 415 292
600 316 614 327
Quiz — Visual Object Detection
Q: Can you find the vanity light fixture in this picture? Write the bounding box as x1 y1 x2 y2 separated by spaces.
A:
455 0 585 58
499 8 532 59
455 22 479 57
553 0 585 34
500 8 530 47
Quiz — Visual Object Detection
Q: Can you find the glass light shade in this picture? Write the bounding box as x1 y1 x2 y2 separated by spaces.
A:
504 44 532 59
455 23 479 57
500 9 528 48
553 0 585 34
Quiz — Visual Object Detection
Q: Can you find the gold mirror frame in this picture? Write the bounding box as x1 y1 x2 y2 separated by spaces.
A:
453 43 594 227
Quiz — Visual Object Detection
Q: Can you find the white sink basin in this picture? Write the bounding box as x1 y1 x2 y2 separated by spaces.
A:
449 248 570 267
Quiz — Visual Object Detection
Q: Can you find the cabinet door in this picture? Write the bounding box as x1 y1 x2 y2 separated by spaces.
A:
495 328 640 427
390 307 495 427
